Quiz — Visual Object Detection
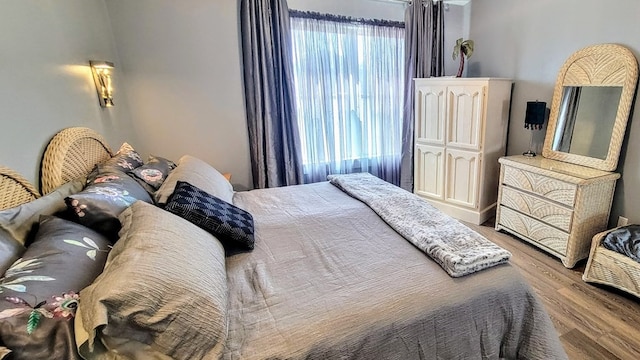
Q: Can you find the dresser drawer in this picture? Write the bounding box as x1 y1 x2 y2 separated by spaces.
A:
500 187 573 232
498 206 568 256
502 166 576 207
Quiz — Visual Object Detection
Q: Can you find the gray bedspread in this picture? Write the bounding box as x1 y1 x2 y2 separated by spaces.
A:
225 182 567 360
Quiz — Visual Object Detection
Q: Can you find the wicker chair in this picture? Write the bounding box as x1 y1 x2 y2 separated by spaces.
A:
583 227 640 299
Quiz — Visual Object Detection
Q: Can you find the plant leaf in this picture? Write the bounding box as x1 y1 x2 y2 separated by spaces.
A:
3 276 55 285
27 310 41 334
82 237 99 249
86 250 97 261
5 259 41 277
9 258 40 270
64 239 91 249
463 40 474 59
1 284 26 292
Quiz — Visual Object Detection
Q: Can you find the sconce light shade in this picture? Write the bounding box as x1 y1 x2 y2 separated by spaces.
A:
90 61 115 108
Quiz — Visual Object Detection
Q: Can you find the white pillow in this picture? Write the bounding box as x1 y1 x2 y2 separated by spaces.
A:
154 155 233 204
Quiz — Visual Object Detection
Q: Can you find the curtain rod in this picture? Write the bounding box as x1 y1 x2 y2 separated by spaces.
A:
368 0 466 4
368 0 410 4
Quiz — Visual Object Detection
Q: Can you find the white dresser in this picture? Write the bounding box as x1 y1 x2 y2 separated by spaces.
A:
495 156 619 268
413 77 512 225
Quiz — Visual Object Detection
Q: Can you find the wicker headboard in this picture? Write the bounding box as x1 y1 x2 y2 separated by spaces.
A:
40 127 113 194
0 166 40 210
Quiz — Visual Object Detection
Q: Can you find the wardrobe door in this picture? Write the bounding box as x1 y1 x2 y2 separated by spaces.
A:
444 148 480 208
415 84 446 145
446 85 485 151
414 143 445 200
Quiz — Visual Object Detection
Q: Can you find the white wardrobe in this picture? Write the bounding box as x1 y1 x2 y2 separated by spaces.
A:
413 78 512 225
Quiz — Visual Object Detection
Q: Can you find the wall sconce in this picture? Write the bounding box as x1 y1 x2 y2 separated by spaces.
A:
90 61 115 108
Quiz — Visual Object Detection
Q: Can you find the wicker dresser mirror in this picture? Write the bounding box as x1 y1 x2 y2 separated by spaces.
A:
542 43 639 171
496 43 639 268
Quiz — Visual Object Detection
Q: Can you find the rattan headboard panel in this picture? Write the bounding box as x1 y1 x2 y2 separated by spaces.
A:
40 127 113 194
0 166 40 210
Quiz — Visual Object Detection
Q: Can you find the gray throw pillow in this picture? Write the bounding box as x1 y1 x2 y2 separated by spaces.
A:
0 179 85 245
0 215 110 359
65 167 152 241
100 143 144 173
0 228 25 276
78 201 228 360
130 155 176 192
0 215 111 308
154 155 233 205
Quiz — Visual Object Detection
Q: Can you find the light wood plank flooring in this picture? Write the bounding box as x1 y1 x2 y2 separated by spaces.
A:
465 222 640 360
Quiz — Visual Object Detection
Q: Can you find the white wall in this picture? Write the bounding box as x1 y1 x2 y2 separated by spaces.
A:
468 0 640 225
104 0 252 189
0 0 132 188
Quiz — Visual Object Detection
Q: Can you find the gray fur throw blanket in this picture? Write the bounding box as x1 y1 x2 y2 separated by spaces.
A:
328 173 511 277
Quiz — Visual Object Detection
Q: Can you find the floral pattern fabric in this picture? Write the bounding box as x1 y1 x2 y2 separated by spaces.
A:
66 167 152 240
0 215 110 357
100 142 144 173
131 155 177 193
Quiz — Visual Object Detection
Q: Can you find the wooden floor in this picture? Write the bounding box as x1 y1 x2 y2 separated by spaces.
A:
466 222 640 360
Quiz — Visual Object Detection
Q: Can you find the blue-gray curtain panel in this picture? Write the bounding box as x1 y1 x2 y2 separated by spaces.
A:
399 0 444 191
240 0 304 189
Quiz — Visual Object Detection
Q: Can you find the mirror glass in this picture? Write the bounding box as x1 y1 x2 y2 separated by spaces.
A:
552 86 623 160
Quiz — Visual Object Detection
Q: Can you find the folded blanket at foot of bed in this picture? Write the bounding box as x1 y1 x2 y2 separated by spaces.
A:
328 173 511 277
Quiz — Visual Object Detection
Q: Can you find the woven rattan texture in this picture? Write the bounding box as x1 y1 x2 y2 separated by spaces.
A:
40 127 113 194
496 156 618 268
583 229 640 299
542 43 639 171
0 166 40 210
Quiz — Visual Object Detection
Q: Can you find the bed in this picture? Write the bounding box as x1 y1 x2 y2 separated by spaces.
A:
0 127 568 359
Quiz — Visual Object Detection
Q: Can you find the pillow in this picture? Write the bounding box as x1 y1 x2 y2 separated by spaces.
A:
0 229 25 276
99 142 144 173
0 216 110 359
0 215 110 305
165 181 254 251
0 179 85 245
77 201 227 360
155 155 233 205
130 155 176 191
65 167 152 240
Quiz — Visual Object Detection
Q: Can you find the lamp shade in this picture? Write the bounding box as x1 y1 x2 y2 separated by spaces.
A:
524 101 546 130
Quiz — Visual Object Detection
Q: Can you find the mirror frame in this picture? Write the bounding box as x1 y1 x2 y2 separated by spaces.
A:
542 43 639 171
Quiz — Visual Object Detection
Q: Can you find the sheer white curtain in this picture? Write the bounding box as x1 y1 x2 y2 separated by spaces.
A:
290 13 405 185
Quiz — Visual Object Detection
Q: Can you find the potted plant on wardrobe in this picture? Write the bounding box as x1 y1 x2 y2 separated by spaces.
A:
452 38 474 77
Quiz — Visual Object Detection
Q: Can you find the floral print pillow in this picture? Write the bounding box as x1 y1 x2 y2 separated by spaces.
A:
131 155 177 192
100 142 144 174
66 167 152 240
0 215 110 357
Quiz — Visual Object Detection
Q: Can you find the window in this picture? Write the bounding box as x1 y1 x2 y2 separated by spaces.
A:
290 12 405 184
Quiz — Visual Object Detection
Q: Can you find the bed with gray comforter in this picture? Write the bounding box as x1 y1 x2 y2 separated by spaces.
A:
224 180 567 359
